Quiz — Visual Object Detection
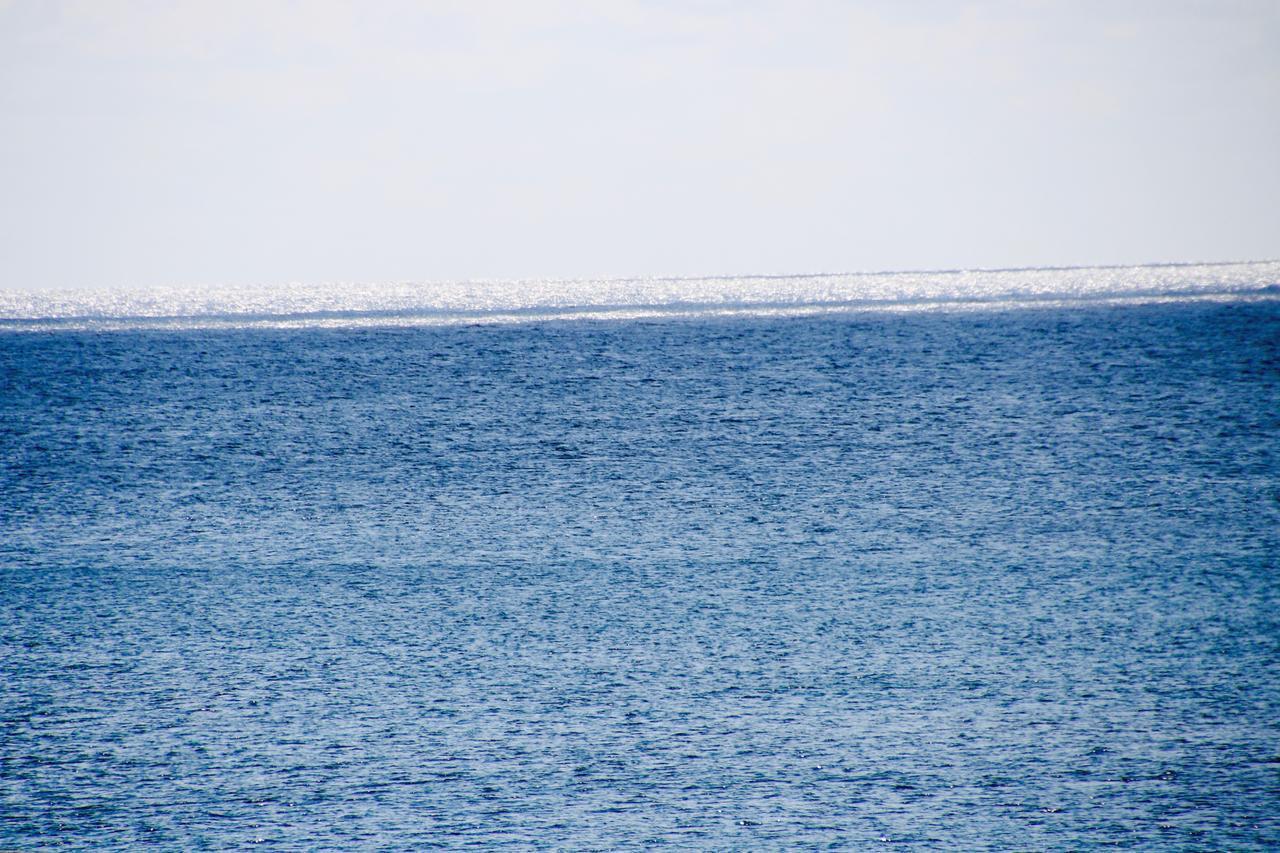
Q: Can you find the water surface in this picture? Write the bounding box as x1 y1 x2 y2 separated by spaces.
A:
2 284 1278 848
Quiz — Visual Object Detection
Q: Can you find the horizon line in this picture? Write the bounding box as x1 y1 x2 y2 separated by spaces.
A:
3 256 1277 294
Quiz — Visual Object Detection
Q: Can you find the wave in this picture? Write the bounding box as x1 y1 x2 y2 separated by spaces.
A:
2 260 1277 331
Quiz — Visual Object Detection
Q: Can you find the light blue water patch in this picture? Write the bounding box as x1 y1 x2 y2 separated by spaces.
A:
1 298 1278 849
2 260 1278 331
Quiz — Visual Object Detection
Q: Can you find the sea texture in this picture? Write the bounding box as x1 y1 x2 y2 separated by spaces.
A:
2 266 1279 849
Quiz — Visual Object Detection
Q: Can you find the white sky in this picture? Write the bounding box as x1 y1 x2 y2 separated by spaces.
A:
1 0 1277 290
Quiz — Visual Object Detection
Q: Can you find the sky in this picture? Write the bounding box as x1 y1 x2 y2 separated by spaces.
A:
1 0 1277 290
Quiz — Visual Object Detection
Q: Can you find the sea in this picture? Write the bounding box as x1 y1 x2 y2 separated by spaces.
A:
2 262 1278 850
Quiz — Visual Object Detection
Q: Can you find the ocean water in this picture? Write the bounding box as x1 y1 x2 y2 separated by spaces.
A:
2 265 1278 849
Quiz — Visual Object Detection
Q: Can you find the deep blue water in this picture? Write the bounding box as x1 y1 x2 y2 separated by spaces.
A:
2 301 1278 849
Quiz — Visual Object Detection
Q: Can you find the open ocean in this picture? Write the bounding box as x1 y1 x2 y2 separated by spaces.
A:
2 263 1278 849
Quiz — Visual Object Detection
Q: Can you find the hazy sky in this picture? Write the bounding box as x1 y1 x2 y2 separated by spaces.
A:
2 1 1277 290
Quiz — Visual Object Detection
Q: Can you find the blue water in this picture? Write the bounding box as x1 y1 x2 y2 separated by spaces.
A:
2 295 1278 848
